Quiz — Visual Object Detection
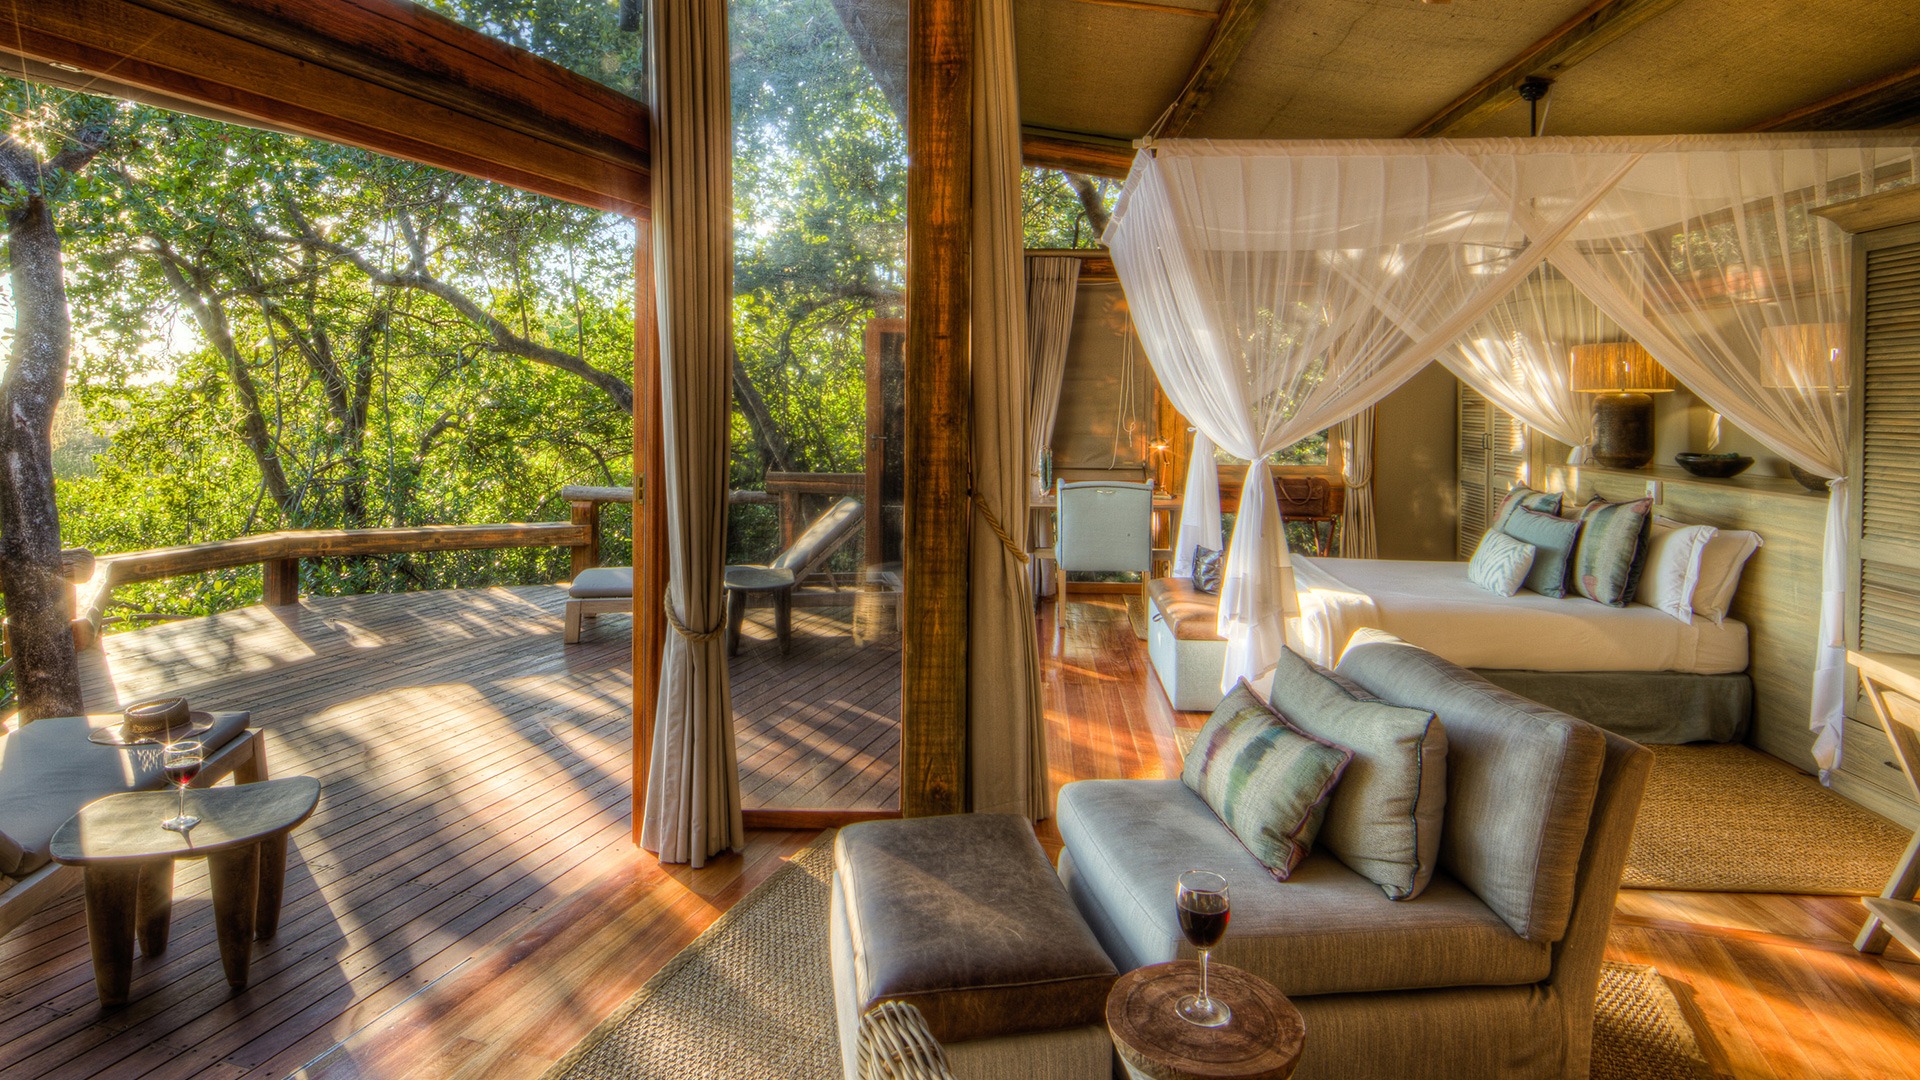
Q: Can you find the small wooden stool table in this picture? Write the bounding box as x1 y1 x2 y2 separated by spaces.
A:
1848 651 1920 957
50 776 321 1007
1106 961 1305 1080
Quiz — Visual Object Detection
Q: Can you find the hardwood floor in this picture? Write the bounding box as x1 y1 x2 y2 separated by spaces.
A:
2 589 1915 1078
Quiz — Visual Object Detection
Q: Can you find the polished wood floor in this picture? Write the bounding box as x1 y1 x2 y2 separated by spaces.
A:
2 591 1915 1077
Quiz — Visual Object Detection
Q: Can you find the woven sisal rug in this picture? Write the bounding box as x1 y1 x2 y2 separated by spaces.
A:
547 832 1714 1079
1624 743 1912 895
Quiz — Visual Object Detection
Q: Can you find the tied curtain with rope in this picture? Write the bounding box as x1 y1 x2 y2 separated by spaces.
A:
1105 135 1919 776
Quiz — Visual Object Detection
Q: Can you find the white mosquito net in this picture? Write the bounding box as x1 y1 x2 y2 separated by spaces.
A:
1103 134 1920 777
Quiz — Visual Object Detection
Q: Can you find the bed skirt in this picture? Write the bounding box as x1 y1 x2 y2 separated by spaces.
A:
1470 669 1752 745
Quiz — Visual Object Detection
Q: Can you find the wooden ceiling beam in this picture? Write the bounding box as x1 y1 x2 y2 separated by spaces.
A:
1156 0 1272 139
1748 59 1920 133
0 0 650 216
1403 0 1687 138
1021 128 1136 178
1061 0 1219 19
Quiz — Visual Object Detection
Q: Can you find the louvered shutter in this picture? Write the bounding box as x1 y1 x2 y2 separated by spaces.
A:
1457 385 1529 559
1857 228 1920 656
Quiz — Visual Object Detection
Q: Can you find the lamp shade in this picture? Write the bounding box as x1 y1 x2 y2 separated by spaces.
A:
1761 322 1849 391
1570 342 1679 393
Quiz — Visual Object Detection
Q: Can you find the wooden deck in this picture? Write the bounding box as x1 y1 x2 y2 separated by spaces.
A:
2 589 1916 1078
0 585 893 1079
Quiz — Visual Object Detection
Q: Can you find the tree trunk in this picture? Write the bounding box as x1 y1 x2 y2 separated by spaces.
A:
0 195 84 719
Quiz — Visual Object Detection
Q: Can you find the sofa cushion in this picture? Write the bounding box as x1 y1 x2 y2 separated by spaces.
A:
1191 545 1224 593
1056 779 1550 997
568 567 633 599
1267 648 1448 901
1182 681 1353 880
1336 630 1605 943
834 814 1117 1045
0 712 252 877
1148 578 1224 641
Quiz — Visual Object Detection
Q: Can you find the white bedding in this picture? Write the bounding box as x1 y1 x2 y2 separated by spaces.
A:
1288 556 1749 675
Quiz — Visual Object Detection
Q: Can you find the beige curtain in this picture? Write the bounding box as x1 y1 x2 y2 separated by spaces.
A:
640 0 744 867
1336 408 1377 559
969 0 1048 820
1026 255 1081 500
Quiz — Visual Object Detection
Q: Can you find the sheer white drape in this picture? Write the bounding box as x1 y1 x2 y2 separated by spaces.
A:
1170 429 1221 577
1108 134 1920 769
969 0 1047 819
1336 409 1377 558
1026 256 1081 500
1440 264 1618 465
640 0 743 866
1107 141 1632 689
1517 140 1916 779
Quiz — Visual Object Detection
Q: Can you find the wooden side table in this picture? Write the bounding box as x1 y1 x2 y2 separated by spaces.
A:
1846 651 1920 957
1105 961 1304 1080
50 776 321 1007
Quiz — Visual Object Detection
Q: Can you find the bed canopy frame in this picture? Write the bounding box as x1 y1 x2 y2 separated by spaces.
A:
1102 133 1920 777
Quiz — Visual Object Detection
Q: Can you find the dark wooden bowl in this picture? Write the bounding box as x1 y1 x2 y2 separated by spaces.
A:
1674 453 1754 479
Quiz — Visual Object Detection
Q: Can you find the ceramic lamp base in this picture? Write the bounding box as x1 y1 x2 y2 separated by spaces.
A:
1589 393 1656 469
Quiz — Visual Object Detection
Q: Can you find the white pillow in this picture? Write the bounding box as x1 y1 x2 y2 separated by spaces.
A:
1691 529 1763 624
1637 522 1718 622
1467 529 1537 597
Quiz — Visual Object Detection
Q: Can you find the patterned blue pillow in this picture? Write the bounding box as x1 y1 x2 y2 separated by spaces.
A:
1501 505 1582 598
1493 485 1562 535
1467 530 1538 596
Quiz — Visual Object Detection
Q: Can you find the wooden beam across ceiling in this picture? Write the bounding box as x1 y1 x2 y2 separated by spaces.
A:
0 0 651 216
1021 128 1136 178
1064 0 1218 18
1155 0 1272 139
1403 0 1687 138
1748 59 1920 133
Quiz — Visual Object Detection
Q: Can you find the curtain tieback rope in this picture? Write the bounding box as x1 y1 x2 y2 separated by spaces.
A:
968 489 1030 564
663 593 725 642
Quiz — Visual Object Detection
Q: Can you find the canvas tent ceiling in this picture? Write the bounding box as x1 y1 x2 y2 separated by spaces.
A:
1011 0 1920 157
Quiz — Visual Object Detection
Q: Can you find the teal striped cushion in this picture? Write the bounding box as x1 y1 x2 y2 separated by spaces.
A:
1573 496 1655 606
1501 505 1582 598
1181 680 1355 880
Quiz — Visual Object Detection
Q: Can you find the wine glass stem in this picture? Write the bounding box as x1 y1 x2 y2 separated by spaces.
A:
178 782 186 822
1199 948 1211 1007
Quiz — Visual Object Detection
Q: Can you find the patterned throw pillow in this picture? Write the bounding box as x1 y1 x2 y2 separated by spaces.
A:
1492 485 1562 535
1467 529 1538 597
1182 680 1354 881
1573 496 1655 607
1500 505 1582 598
1192 546 1224 594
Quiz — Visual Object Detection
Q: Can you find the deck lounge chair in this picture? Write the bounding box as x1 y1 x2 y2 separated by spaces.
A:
0 713 265 941
563 567 633 643
726 496 864 656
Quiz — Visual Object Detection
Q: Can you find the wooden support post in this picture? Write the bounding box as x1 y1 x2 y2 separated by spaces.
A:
568 500 601 578
262 557 300 607
632 216 669 843
901 0 972 818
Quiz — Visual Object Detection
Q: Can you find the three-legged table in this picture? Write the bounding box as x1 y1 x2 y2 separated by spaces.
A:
51 776 321 1007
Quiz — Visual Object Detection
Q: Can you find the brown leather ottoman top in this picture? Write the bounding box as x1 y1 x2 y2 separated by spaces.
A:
1148 578 1225 642
835 813 1118 1045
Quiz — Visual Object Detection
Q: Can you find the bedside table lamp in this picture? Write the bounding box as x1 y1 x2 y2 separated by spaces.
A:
1571 342 1678 469
1762 322 1848 491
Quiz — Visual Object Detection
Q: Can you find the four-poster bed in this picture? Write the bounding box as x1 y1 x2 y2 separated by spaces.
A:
1102 133 1920 777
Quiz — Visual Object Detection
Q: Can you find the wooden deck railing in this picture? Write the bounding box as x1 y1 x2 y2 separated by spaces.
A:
54 479 858 650
72 521 594 647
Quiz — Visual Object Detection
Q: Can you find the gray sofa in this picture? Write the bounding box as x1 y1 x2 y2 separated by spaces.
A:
1056 630 1653 1080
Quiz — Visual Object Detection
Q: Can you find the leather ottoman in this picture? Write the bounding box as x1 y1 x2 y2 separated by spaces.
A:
830 814 1118 1080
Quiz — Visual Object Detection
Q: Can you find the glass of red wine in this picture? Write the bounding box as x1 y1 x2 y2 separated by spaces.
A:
160 741 204 833
1175 869 1231 1027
